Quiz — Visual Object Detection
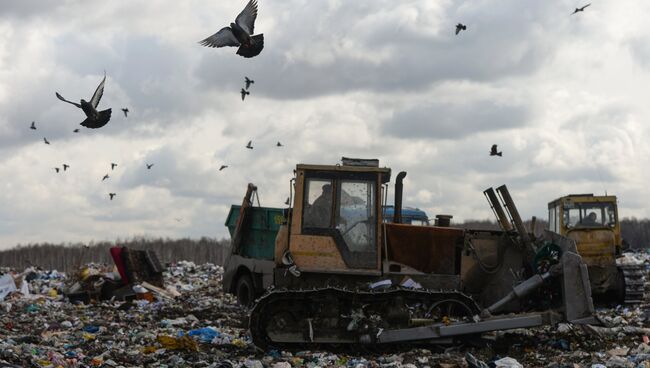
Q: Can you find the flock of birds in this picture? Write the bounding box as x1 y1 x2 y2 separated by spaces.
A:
30 0 289 202
29 1 595 201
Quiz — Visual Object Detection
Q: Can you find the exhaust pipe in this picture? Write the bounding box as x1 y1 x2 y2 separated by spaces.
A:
394 171 407 223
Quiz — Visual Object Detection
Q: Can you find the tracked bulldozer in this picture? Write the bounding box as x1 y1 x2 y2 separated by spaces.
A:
224 158 597 349
547 194 646 303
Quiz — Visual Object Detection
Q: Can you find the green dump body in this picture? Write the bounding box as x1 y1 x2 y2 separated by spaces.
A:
225 205 284 260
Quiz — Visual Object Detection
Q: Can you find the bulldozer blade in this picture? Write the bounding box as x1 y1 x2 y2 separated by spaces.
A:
542 230 595 323
562 250 596 323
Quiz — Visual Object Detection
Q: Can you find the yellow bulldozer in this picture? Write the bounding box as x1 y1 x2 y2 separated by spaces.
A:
547 194 645 303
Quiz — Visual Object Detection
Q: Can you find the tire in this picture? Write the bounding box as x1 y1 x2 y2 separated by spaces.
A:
235 273 255 308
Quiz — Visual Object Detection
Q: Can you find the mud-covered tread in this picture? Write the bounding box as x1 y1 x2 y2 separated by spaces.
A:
248 286 480 350
620 264 648 304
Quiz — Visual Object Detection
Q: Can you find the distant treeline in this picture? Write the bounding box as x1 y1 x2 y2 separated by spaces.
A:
0 237 229 273
0 217 648 272
620 218 650 249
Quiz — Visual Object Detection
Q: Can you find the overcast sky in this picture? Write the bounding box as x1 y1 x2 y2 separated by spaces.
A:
1 0 649 248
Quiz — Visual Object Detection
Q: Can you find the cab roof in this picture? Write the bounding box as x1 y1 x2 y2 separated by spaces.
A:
296 163 391 183
548 194 617 208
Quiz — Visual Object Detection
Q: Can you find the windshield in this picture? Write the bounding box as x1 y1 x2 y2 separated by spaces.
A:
337 180 376 252
563 202 616 229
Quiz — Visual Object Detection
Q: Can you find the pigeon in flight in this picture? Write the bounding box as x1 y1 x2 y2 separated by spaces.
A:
102 174 109 181
244 76 254 89
240 88 250 101
219 165 228 171
276 141 283 147
490 144 502 157
199 0 264 58
111 163 117 170
246 140 253 149
54 167 60 173
146 163 154 169
455 23 467 35
63 164 69 171
121 108 129 117
43 137 50 145
30 121 36 130
55 72 112 129
572 3 591 14
73 128 80 133
109 193 116 200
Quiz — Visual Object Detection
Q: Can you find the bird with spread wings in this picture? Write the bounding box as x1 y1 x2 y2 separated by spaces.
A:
55 72 112 129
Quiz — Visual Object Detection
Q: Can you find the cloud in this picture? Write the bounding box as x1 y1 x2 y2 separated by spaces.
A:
1 1 650 247
382 94 529 140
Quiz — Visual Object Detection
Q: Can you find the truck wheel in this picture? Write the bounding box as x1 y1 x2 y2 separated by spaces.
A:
236 274 255 308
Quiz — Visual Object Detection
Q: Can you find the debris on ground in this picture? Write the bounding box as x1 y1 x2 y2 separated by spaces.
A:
0 252 648 367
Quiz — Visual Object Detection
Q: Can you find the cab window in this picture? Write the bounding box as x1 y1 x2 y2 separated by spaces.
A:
303 179 333 228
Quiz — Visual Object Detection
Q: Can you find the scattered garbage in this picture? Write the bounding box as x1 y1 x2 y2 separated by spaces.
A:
0 252 648 367
494 357 524 368
0 274 17 300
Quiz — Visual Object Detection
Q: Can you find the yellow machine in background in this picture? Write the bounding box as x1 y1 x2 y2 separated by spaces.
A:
548 194 644 303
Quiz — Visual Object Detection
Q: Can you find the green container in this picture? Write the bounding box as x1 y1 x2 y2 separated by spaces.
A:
225 205 285 260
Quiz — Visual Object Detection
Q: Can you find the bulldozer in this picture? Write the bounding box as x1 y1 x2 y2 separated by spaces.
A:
547 194 646 303
223 158 597 349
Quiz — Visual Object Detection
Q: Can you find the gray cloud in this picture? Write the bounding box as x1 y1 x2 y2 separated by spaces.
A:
1 1 650 246
195 0 560 100
382 98 528 140
0 1 63 19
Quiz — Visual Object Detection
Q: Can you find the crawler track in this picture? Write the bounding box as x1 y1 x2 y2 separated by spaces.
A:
249 287 480 350
620 264 647 304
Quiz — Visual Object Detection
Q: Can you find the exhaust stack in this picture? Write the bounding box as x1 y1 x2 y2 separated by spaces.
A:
394 171 407 224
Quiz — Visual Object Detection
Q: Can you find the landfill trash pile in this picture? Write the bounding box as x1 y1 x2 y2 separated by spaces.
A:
0 256 649 368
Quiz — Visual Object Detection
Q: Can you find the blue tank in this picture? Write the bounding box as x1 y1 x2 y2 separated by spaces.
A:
382 205 430 225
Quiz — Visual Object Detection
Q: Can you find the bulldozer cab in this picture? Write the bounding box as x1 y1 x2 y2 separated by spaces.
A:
287 162 390 273
548 194 621 251
548 194 624 296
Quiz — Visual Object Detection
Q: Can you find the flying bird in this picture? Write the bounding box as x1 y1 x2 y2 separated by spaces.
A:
146 163 154 169
572 3 591 14
30 121 36 130
240 88 250 101
54 167 60 173
73 129 80 133
109 193 116 200
121 108 129 117
102 174 109 181
244 76 254 89
455 23 467 35
276 141 283 147
490 144 502 157
55 72 112 129
43 137 50 145
111 163 117 170
63 164 69 171
199 0 264 58
219 165 228 171
245 140 253 149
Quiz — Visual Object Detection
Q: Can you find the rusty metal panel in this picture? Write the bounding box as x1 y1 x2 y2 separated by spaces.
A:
384 224 464 275
290 234 350 271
